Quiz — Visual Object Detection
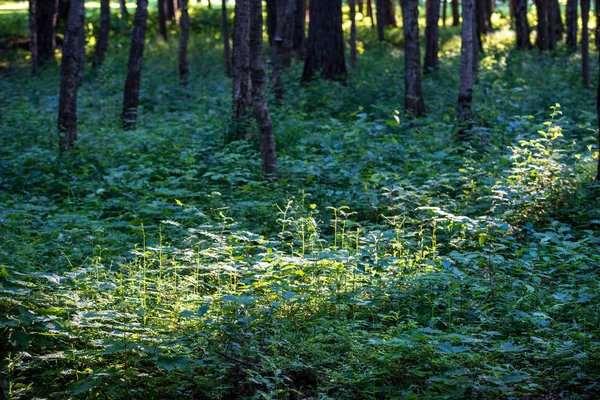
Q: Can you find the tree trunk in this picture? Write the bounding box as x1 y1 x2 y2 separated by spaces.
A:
458 0 474 121
548 0 557 49
222 0 232 75
536 0 549 50
553 0 564 38
232 0 252 140
350 0 357 67
472 0 479 71
293 0 305 58
358 0 364 14
28 0 39 73
179 0 190 83
424 0 440 73
37 0 59 63
122 0 149 130
383 0 397 25
277 0 297 69
58 0 85 153
596 0 600 48
515 0 531 48
566 0 578 48
267 0 276 45
249 0 278 180
477 0 489 33
401 0 426 116
158 0 168 40
597 46 600 180
302 0 347 81
166 0 179 22
442 0 447 26
452 0 460 25
582 0 590 86
120 0 129 18
95 0 110 66
376 0 385 40
367 0 376 27
509 0 515 20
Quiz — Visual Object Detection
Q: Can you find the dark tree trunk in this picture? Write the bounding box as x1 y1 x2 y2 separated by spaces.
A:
424 0 441 73
548 0 557 49
376 0 385 40
536 0 550 50
458 0 474 121
553 0 564 38
28 0 39 73
474 0 483 51
302 0 347 81
95 0 110 66
401 0 426 116
249 0 278 180
58 0 85 153
232 0 252 140
158 0 168 40
582 0 590 86
58 0 70 22
120 0 129 18
358 0 364 14
122 0 148 130
509 0 515 20
452 0 460 25
477 0 489 33
473 0 480 71
383 0 397 25
37 0 59 62
596 0 600 48
515 0 531 48
566 0 578 48
179 0 190 83
166 0 179 22
267 0 277 45
443 0 447 25
277 0 297 69
350 0 357 67
293 0 305 58
367 0 376 27
597 45 600 180
208 0 212 8
222 0 232 76
485 0 492 30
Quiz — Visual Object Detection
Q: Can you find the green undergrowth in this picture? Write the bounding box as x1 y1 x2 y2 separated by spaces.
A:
1 3 600 399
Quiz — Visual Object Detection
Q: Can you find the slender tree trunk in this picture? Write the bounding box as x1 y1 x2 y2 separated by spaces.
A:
122 0 149 130
485 0 492 30
452 0 460 25
548 0 557 48
383 0 397 25
509 0 515 20
477 0 489 33
37 0 59 62
424 0 440 73
458 0 474 121
367 0 376 27
302 0 347 81
277 0 296 69
293 0 305 58
208 0 212 8
350 0 357 67
596 0 600 48
179 0 190 83
536 0 549 50
376 0 385 40
232 0 252 139
515 0 531 48
158 0 168 40
597 47 600 180
58 0 85 153
222 0 232 75
401 0 426 116
95 0 110 66
473 0 480 70
358 0 364 14
582 0 590 86
249 0 278 180
267 0 277 45
28 0 39 73
120 0 129 18
566 0 578 48
553 0 564 38
58 0 70 22
166 0 178 21
443 0 447 25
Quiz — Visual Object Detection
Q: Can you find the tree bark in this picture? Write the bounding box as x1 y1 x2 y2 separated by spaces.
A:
458 0 474 121
302 0 347 82
442 0 447 26
232 0 252 140
383 0 397 25
95 0 110 66
376 0 385 40
179 0 190 83
28 0 39 73
401 0 426 116
158 0 168 40
452 0 460 25
58 0 85 153
424 0 441 73
166 0 179 22
367 0 376 27
293 0 305 58
350 0 357 67
536 0 550 50
249 0 278 180
119 0 129 18
267 0 276 45
566 0 578 48
582 0 590 86
515 0 531 48
277 0 297 69
553 0 564 38
37 0 59 62
222 0 232 76
122 0 148 130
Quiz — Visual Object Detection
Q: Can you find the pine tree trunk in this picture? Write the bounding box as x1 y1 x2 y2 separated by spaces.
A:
515 0 531 48
376 0 385 40
249 0 278 180
477 0 489 33
367 0 376 27
159 0 168 40
302 0 347 81
401 0 426 116
509 0 515 20
122 0 148 130
37 0 59 62
277 0 297 69
566 0 578 48
58 0 85 153
536 0 549 50
95 0 110 66
452 0 460 25
553 0 564 38
179 0 190 83
582 0 590 86
28 0 39 73
458 0 474 121
120 0 129 18
222 0 232 75
350 0 357 67
442 0 447 26
232 0 252 140
548 0 557 49
424 0 440 73
383 0 397 25
267 0 276 45
358 0 364 14
166 0 178 21
293 0 305 58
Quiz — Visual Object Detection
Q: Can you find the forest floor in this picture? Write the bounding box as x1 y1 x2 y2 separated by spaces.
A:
1 3 600 399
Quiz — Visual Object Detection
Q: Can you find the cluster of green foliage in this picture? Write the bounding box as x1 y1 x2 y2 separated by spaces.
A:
1 2 600 399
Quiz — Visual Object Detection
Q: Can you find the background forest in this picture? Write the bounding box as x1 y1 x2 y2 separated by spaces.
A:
1 0 600 398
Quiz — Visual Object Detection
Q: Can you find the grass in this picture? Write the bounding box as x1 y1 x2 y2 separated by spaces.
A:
1 3 600 399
